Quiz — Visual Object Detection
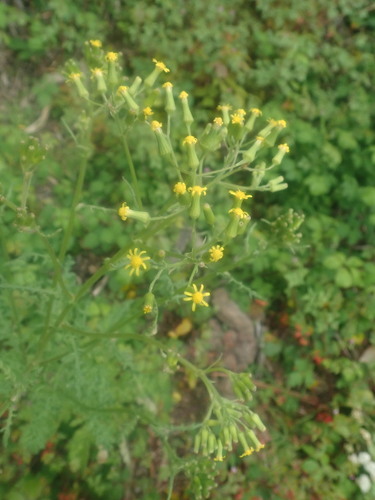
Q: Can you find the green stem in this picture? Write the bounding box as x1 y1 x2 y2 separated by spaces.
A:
21 170 33 211
115 117 142 209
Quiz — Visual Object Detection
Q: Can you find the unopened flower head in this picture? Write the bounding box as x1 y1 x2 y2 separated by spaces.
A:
179 91 189 99
209 245 224 262
256 136 265 143
162 81 173 88
118 202 129 220
173 182 187 195
183 135 198 145
277 119 287 128
89 39 102 48
125 249 150 276
68 72 82 81
91 68 104 76
143 106 154 116
231 113 244 125
229 189 252 200
213 117 223 127
183 284 210 311
151 120 163 131
278 143 290 153
236 108 246 117
117 85 128 95
229 207 249 219
152 58 170 73
240 448 255 458
189 186 207 196
106 51 118 62
217 104 232 111
250 108 262 116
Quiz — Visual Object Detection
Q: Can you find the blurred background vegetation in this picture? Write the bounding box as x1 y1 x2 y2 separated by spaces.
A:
1 0 375 499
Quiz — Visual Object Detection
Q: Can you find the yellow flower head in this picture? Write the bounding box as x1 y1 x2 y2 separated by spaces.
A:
236 108 246 117
213 117 223 126
256 443 266 452
277 119 287 128
118 202 129 221
125 248 150 276
217 104 232 111
183 135 198 145
173 182 187 195
151 120 163 131
229 189 253 200
209 245 224 262
162 81 173 88
179 91 189 99
229 207 249 219
267 118 278 127
240 448 255 458
91 67 104 77
152 58 170 73
231 113 244 125
188 186 207 196
68 72 82 81
117 85 128 95
250 108 262 116
143 106 154 116
143 304 153 314
183 284 210 312
278 143 290 152
89 40 102 48
106 51 118 62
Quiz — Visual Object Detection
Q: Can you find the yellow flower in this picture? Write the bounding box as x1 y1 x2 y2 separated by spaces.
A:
188 186 207 196
118 202 129 221
152 58 170 73
162 81 173 88
179 91 189 99
256 443 266 452
278 143 290 153
277 119 287 128
125 248 150 277
68 72 82 81
236 108 246 117
151 120 163 131
173 182 187 195
143 106 154 116
106 51 118 62
213 117 223 126
183 135 198 145
250 108 262 116
229 189 253 200
89 39 102 48
231 113 244 125
91 67 104 76
240 448 255 458
143 304 153 314
117 85 128 95
217 104 232 111
183 284 210 312
209 245 224 262
229 207 249 219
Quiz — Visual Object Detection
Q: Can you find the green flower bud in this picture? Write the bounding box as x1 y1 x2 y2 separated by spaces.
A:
203 203 215 225
162 82 176 114
129 76 142 95
117 86 139 113
179 91 194 125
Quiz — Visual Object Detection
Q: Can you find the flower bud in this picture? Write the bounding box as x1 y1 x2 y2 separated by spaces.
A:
68 73 89 99
217 104 232 125
179 91 194 126
151 121 172 156
143 292 155 315
183 135 199 170
245 108 262 131
91 68 107 94
129 76 142 95
243 136 265 163
105 52 119 87
144 59 170 88
251 162 266 188
162 82 176 114
203 203 215 225
272 143 290 165
117 86 139 113
118 202 150 225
